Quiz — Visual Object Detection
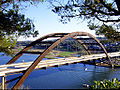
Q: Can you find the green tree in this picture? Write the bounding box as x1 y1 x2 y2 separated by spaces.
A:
91 78 120 89
0 0 43 56
50 0 120 41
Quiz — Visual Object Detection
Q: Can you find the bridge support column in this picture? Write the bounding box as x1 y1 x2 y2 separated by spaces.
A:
2 76 5 90
112 64 114 69
0 73 6 90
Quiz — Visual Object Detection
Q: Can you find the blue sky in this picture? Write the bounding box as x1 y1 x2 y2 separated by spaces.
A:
18 2 96 41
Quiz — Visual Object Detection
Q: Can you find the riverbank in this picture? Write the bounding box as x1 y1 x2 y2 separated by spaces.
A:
12 49 120 67
12 49 78 59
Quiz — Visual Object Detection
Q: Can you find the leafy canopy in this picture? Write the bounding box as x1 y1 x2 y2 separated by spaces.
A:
0 0 43 56
50 0 120 41
91 78 120 89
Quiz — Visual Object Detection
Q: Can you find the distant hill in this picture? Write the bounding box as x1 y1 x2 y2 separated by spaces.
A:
15 37 120 52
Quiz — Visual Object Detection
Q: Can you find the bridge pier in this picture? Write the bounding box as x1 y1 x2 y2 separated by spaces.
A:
0 73 6 90
112 64 114 69
2 76 5 90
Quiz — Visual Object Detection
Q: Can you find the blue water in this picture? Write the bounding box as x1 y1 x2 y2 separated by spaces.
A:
0 53 120 89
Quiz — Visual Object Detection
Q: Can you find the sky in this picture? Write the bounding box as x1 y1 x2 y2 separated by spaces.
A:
18 2 96 41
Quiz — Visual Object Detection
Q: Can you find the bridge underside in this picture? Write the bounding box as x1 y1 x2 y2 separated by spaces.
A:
4 32 112 89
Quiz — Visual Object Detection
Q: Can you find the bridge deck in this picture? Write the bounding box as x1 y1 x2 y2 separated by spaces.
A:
0 52 120 77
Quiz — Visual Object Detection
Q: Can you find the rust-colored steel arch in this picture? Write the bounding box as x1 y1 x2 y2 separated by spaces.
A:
7 33 68 64
7 33 90 64
72 37 91 55
10 32 111 89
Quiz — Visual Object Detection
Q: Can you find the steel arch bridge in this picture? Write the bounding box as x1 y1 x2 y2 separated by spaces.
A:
7 32 112 89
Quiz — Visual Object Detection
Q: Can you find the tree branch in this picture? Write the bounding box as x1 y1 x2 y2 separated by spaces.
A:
95 15 120 22
115 0 120 12
100 0 119 14
86 4 119 16
0 0 11 4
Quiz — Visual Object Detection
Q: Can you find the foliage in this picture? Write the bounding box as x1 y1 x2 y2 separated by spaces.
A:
91 78 120 89
0 36 17 56
50 0 120 41
96 24 120 41
0 0 44 56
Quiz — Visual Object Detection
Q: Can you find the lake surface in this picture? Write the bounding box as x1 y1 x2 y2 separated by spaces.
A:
0 53 120 89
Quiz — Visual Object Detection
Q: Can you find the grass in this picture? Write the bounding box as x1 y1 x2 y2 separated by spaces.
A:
44 51 77 58
58 51 77 57
13 48 78 58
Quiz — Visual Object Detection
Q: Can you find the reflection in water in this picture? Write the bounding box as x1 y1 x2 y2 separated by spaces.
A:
0 53 120 89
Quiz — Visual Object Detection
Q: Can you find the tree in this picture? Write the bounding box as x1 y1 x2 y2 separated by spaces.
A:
91 78 120 89
0 0 43 56
50 0 120 41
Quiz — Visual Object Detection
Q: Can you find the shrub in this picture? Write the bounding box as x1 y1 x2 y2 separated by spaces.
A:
91 78 120 89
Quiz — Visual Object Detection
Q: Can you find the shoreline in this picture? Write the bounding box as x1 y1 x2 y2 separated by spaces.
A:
12 49 120 67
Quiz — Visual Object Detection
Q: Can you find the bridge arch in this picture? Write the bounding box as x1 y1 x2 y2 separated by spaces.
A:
8 32 111 89
7 32 91 64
